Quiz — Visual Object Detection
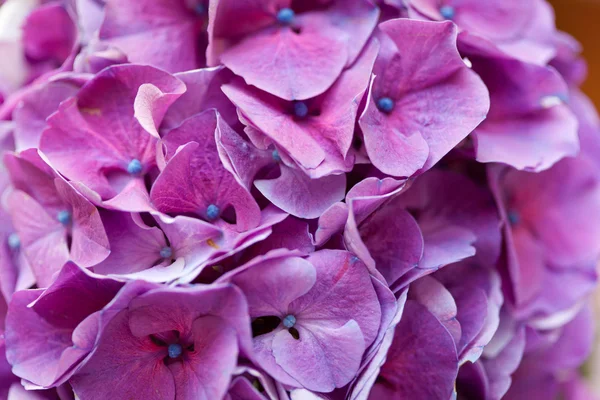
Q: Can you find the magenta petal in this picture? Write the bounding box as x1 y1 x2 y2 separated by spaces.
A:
92 211 168 276
224 252 316 317
410 276 462 345
127 285 250 349
6 289 69 387
100 0 200 72
217 1 378 100
226 377 266 400
356 204 424 286
54 178 110 268
169 316 239 400
5 263 122 387
360 19 489 177
410 0 535 42
313 202 348 247
12 79 79 151
419 223 476 270
359 83 429 177
154 213 223 272
223 40 376 176
292 251 381 349
22 3 76 64
221 23 346 101
273 321 365 392
468 50 579 171
255 165 346 219
69 310 175 400
370 300 458 399
215 112 274 189
396 169 502 266
5 189 68 287
246 216 315 257
41 65 185 199
151 111 261 231
165 67 238 130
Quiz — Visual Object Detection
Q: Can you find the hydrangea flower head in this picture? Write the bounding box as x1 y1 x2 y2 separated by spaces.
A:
0 0 598 399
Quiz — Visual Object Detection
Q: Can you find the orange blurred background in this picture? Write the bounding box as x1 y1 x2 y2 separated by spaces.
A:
550 0 600 105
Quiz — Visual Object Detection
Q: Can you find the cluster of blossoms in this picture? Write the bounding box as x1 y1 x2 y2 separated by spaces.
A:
1 0 600 399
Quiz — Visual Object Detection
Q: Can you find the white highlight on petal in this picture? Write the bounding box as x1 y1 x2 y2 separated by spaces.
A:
540 95 563 109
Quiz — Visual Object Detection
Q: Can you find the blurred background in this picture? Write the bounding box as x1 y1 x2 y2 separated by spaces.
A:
549 0 600 395
550 0 600 106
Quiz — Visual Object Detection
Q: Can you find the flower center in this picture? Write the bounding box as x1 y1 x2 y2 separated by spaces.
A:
57 210 72 226
272 149 282 162
439 5 455 19
160 247 173 259
206 204 220 221
293 101 309 118
277 8 295 25
376 97 395 113
282 314 296 329
507 210 520 225
167 343 183 359
194 3 206 15
127 159 143 175
7 233 20 250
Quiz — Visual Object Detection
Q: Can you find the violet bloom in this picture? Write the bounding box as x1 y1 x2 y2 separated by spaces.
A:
0 295 19 399
225 365 289 400
5 262 124 388
219 250 384 393
4 150 109 287
355 262 500 400
368 299 459 399
162 66 238 131
456 308 526 400
99 0 209 72
208 0 379 100
359 19 489 178
213 102 348 219
341 170 497 292
408 0 556 65
0 0 76 99
391 169 502 285
11 77 79 151
0 202 34 302
462 41 579 171
222 40 377 179
505 306 594 400
151 109 261 231
91 210 222 282
550 31 587 88
489 159 600 320
40 64 186 212
69 283 251 400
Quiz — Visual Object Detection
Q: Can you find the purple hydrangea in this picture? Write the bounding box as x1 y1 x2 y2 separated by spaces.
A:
0 0 599 399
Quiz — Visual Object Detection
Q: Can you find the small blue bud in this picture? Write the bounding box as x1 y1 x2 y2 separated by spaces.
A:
507 210 520 225
168 343 183 358
277 8 295 24
376 97 395 114
194 3 206 14
127 159 143 175
206 204 220 221
272 150 282 163
160 247 173 259
439 5 455 19
293 101 309 118
7 233 20 250
282 315 296 329
57 210 72 226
